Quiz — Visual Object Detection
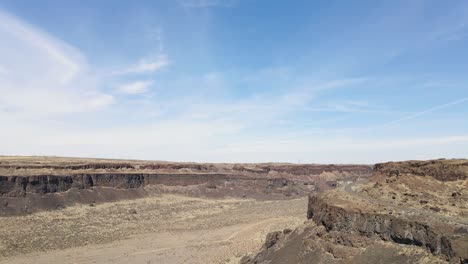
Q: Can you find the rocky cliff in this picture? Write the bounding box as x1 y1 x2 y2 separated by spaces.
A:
307 194 467 262
0 156 372 215
0 173 301 197
243 159 468 264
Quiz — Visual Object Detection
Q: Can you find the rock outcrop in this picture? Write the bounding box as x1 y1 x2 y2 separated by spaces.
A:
244 159 468 264
374 159 468 181
307 194 467 262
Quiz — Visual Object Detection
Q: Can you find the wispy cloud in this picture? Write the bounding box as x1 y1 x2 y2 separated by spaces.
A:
114 54 170 75
221 135 468 154
302 103 374 114
86 93 115 108
147 75 372 135
1 3 467 163
118 80 153 94
0 11 113 117
277 77 368 107
316 77 368 90
381 97 468 127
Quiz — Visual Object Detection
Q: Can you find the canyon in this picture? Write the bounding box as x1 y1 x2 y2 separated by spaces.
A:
0 156 371 215
0 157 467 263
0 156 369 263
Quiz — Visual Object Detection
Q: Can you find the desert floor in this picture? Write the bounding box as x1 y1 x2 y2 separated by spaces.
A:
0 194 307 264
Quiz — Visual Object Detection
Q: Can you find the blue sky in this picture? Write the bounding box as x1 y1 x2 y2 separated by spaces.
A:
0 0 467 163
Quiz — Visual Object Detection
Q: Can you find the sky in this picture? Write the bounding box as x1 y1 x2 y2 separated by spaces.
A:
0 0 467 163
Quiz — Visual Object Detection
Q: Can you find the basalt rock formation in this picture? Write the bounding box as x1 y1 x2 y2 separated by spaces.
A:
244 159 468 264
0 156 372 215
0 173 296 197
307 194 467 262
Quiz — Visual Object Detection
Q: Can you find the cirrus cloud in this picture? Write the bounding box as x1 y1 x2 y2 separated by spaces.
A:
0 10 114 117
118 80 154 94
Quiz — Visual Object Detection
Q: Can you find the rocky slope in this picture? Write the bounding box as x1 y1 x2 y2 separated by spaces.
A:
243 159 468 264
0 156 372 215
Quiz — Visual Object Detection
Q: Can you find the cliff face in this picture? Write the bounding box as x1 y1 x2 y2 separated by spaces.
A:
0 157 372 196
0 173 298 197
307 195 467 262
0 156 372 215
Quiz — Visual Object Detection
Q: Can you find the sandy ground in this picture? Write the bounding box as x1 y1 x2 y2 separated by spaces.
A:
0 195 307 264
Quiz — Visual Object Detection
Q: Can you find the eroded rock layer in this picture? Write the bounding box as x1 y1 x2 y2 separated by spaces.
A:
0 156 372 215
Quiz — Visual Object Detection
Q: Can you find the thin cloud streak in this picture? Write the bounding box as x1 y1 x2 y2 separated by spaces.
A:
110 54 170 76
381 97 468 127
0 10 113 117
118 80 153 94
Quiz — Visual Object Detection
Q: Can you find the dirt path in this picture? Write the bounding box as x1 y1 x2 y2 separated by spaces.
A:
0 195 307 264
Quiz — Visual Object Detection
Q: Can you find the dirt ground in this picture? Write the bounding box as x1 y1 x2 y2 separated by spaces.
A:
0 195 307 264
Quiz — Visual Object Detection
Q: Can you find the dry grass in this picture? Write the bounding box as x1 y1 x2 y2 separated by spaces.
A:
360 175 468 219
0 194 307 262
